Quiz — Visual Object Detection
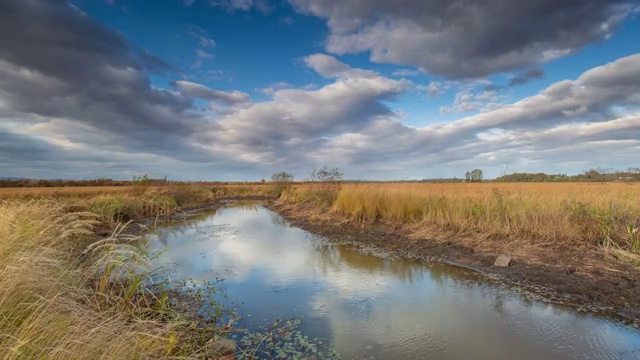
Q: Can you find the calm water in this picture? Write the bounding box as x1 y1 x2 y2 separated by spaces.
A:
147 204 640 360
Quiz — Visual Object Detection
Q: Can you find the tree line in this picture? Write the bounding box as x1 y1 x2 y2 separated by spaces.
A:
495 167 640 182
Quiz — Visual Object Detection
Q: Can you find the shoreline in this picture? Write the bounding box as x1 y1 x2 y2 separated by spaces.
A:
267 201 640 327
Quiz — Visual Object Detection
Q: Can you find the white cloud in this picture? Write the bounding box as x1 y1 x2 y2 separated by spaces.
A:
440 90 505 114
2 0 640 181
290 0 635 78
175 80 251 105
257 82 292 95
303 53 351 78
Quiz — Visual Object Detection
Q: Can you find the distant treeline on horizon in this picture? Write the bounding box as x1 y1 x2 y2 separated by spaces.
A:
1 167 639 187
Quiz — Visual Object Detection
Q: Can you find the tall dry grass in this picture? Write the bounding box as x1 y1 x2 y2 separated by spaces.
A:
282 182 640 262
0 199 243 359
0 184 287 359
0 201 169 359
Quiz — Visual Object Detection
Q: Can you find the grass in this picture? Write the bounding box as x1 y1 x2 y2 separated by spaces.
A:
0 184 277 200
0 200 184 359
0 185 279 359
0 184 343 359
2 181 637 358
280 182 640 265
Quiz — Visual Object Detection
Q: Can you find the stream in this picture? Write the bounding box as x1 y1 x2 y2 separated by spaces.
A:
146 203 640 360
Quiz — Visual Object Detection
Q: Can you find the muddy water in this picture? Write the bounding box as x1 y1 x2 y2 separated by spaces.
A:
147 204 640 360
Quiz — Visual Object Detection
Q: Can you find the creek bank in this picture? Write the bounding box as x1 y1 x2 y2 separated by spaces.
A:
268 201 640 327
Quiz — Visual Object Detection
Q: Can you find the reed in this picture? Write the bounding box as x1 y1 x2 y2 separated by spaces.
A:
282 182 640 263
0 200 240 359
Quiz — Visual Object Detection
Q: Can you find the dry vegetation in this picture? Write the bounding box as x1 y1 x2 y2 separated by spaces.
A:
2 181 639 358
0 185 277 359
281 182 640 265
0 200 196 359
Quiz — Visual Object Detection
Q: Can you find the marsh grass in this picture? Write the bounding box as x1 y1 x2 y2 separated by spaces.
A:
0 200 239 359
0 184 335 359
282 182 640 264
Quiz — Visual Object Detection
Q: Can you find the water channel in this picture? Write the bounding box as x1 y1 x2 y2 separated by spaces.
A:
146 203 640 359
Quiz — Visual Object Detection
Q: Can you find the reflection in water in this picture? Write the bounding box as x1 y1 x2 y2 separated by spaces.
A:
146 204 640 360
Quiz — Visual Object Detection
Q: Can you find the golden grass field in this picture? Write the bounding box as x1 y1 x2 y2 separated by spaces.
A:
283 182 640 264
0 184 273 199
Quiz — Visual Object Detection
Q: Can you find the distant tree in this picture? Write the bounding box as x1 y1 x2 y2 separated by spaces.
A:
465 171 471 182
584 169 602 181
310 166 343 183
132 174 149 185
271 171 294 195
271 171 294 183
309 166 344 201
470 169 483 182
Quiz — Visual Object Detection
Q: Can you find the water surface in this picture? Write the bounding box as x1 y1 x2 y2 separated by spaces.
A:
147 204 640 360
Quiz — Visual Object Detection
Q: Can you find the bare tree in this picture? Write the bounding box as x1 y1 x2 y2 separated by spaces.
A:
270 171 294 195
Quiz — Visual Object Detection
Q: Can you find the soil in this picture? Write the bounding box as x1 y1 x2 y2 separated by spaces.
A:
268 202 640 327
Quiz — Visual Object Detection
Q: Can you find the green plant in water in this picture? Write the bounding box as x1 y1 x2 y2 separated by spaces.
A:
237 318 341 359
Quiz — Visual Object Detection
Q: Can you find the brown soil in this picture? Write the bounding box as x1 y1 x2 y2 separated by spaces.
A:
269 202 640 327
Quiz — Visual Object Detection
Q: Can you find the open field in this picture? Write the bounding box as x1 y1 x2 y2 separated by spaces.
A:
0 186 134 198
2 181 639 261
0 184 276 199
281 182 640 264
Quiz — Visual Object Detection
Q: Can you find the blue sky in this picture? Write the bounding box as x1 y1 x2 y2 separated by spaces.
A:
1 0 640 180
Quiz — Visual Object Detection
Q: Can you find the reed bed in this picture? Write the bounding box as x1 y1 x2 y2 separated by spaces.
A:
0 200 187 359
282 182 640 262
0 184 277 359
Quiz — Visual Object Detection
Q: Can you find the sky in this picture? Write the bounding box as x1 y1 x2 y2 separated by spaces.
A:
1 0 640 181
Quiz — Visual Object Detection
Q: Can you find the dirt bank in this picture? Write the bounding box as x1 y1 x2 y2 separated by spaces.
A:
269 201 640 327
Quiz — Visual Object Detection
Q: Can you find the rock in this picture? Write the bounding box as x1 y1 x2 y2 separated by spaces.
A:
494 254 512 267
206 338 236 360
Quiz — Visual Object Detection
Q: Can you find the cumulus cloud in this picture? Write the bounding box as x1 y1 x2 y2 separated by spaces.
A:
303 53 351 78
416 81 445 98
197 54 640 177
174 80 251 105
440 90 504 114
0 0 201 149
0 0 234 179
1 0 639 180
290 0 636 78
307 54 640 176
196 54 410 165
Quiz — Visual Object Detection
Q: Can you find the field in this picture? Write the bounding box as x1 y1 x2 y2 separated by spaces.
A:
281 182 640 265
0 184 274 199
1 182 639 358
